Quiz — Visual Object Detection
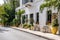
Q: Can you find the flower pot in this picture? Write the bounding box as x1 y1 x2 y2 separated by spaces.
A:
25 26 28 29
29 27 31 30
51 27 58 34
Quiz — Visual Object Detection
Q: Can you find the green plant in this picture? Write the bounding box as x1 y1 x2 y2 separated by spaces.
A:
27 24 32 28
52 18 59 27
23 24 32 28
23 23 28 28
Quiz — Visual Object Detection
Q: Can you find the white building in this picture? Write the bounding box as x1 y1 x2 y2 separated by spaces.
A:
16 0 58 28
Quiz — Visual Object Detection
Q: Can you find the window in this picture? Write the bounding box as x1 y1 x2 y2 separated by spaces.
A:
46 10 52 25
36 12 39 23
25 15 28 23
22 15 25 24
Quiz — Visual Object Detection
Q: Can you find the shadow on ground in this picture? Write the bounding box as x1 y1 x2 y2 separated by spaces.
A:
0 28 9 33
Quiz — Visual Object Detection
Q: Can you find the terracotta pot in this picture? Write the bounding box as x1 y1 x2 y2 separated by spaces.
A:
51 27 58 34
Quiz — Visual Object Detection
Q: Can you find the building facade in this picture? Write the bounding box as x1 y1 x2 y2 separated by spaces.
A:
16 0 58 28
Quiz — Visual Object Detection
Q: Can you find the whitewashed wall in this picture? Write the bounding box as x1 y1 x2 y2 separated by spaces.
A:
16 0 47 27
39 8 47 27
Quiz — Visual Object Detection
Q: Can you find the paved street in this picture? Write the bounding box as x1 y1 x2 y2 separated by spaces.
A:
0 27 48 40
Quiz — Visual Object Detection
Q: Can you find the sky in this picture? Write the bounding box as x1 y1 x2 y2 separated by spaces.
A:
0 0 4 5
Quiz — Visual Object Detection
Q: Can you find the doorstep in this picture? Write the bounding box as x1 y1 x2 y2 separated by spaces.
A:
12 27 60 40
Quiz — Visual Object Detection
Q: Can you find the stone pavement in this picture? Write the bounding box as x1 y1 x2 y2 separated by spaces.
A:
12 27 60 40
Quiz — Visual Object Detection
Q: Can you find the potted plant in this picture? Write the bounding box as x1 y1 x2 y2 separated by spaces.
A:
23 23 28 29
51 18 59 34
27 24 32 30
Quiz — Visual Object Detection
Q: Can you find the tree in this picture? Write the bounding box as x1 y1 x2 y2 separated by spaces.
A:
0 5 8 25
0 0 20 26
3 4 13 26
0 5 6 19
3 0 20 26
40 0 58 12
13 9 25 26
40 0 60 34
0 5 5 15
